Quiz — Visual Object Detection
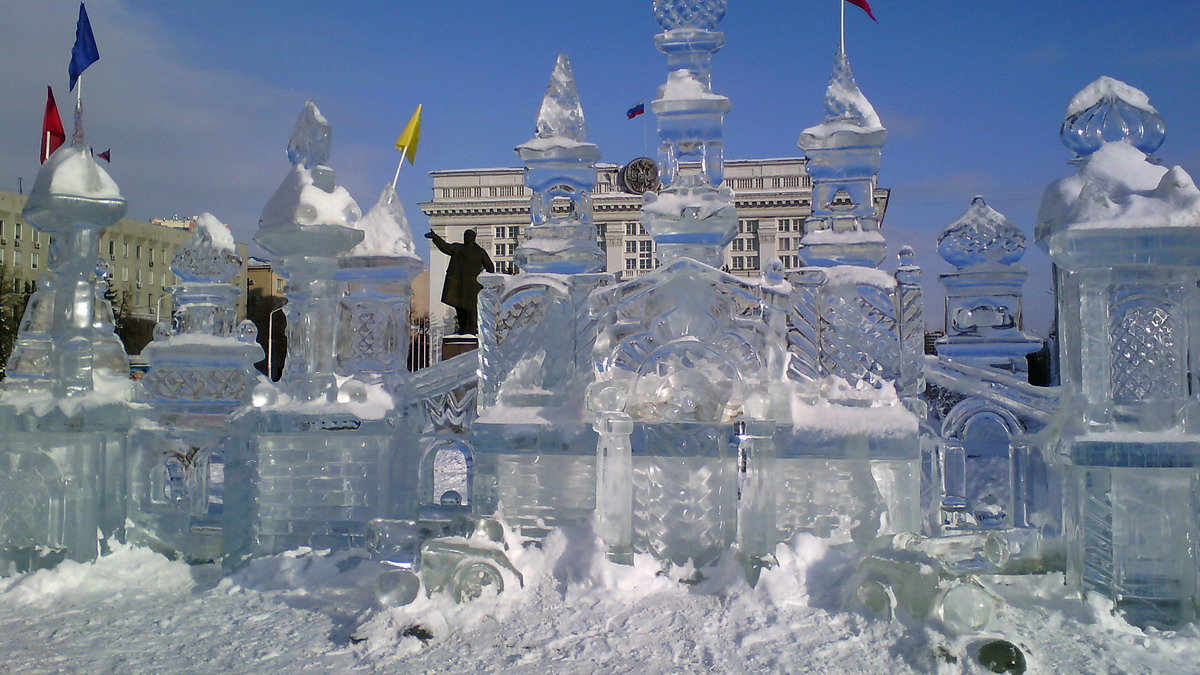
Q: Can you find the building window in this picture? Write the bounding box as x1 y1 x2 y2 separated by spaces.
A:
639 240 652 253
148 271 155 285
14 223 21 239
31 253 38 270
625 222 638 236
731 256 743 270
136 245 142 259
746 237 758 251
124 243 129 258
494 226 505 238
625 240 637 254
740 220 759 234
732 239 744 252
122 267 128 282
625 258 637 270
149 247 154 261
32 230 39 243
109 241 115 256
747 255 759 269
508 226 520 239
638 257 653 270
11 251 19 267
495 244 506 257
137 269 143 284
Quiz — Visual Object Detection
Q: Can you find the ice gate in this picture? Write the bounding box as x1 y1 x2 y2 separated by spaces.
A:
3 1 1200 633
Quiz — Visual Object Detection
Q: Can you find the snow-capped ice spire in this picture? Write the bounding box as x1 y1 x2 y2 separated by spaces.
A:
346 184 419 259
821 51 882 129
286 100 332 169
173 213 241 283
1060 76 1165 158
535 54 586 142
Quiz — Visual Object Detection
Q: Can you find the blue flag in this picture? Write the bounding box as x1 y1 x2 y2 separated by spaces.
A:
68 3 99 91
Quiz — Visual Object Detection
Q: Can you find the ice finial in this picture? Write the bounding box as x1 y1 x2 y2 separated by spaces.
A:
1061 77 1165 158
173 213 241 283
938 196 1026 268
287 100 332 169
346 184 419 259
822 51 882 128
535 54 587 142
653 0 727 31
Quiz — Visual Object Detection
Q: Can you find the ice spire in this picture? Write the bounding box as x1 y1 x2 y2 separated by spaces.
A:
286 100 332 169
535 54 586 142
347 184 419 259
173 213 240 283
820 52 882 130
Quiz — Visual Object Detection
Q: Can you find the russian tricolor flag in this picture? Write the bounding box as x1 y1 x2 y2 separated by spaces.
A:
626 102 646 120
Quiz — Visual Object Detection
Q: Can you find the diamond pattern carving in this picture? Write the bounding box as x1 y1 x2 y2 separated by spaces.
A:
1110 302 1183 405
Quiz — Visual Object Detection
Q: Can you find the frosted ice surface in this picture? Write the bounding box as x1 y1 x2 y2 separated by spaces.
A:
30 145 122 201
347 184 419 258
1061 77 1165 157
259 166 361 230
802 52 883 138
653 0 727 31
286 100 331 169
535 54 586 142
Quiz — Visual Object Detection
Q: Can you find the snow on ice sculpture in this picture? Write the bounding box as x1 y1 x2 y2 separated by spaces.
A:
513 54 605 274
798 51 888 268
255 100 363 403
1038 77 1200 628
129 214 264 561
469 58 614 540
587 260 790 567
0 145 132 573
641 0 738 268
336 184 423 393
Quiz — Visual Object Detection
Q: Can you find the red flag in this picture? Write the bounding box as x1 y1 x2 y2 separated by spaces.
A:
846 0 878 22
41 85 66 164
97 148 110 162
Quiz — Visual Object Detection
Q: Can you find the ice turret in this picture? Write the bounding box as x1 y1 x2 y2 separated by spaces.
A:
255 101 363 403
337 184 423 391
798 51 888 268
640 0 737 268
936 197 1041 375
514 54 605 274
1039 78 1200 629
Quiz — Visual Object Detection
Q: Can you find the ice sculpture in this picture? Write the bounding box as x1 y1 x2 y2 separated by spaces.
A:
798 51 888 268
640 0 737 268
1038 77 1200 628
128 214 263 560
0 145 132 572
225 102 398 568
470 54 614 540
513 54 605 274
255 100 363 404
336 184 423 393
935 197 1042 375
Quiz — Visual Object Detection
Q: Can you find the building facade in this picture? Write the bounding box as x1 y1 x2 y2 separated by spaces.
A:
0 190 249 349
420 158 888 337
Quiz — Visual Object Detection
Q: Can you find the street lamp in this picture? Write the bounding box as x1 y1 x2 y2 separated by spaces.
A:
267 304 286 381
155 294 173 324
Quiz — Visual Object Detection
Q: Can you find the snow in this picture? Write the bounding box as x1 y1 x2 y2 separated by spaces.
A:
259 165 361 230
642 187 733 220
35 145 122 200
254 376 394 420
5 531 1200 671
1038 141 1200 235
1066 76 1157 117
194 212 235 252
657 69 726 102
346 184 419 259
515 135 596 152
803 228 887 245
819 264 896 288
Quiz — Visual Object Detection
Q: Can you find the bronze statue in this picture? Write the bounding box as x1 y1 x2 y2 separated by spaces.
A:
425 229 495 334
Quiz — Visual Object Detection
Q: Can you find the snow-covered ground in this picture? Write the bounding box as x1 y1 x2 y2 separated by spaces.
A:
2 529 1199 672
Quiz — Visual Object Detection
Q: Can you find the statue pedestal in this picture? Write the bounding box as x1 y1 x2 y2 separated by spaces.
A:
442 336 478 359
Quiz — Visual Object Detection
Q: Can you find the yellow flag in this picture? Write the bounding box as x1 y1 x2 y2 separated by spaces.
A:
394 104 423 165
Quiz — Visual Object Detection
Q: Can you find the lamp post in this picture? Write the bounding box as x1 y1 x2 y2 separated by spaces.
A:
267 303 286 381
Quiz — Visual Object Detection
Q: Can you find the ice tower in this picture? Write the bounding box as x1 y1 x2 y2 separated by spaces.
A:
1038 77 1200 628
470 54 613 539
798 51 887 268
127 215 264 561
0 145 133 571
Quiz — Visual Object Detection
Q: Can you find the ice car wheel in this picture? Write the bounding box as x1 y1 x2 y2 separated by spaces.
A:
450 558 505 602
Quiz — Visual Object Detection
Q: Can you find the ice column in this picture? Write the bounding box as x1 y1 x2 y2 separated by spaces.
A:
255 102 364 402
798 51 888 268
336 184 423 391
4 146 129 397
1037 77 1200 628
514 54 605 274
936 197 1042 375
640 0 738 268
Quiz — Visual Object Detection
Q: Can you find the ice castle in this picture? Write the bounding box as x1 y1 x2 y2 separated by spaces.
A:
2 0 1200 632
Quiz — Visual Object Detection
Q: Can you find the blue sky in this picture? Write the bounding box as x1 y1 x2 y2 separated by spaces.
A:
1 1 1198 332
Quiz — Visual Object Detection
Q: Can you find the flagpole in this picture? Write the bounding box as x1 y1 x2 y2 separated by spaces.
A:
840 0 846 55
391 155 404 190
